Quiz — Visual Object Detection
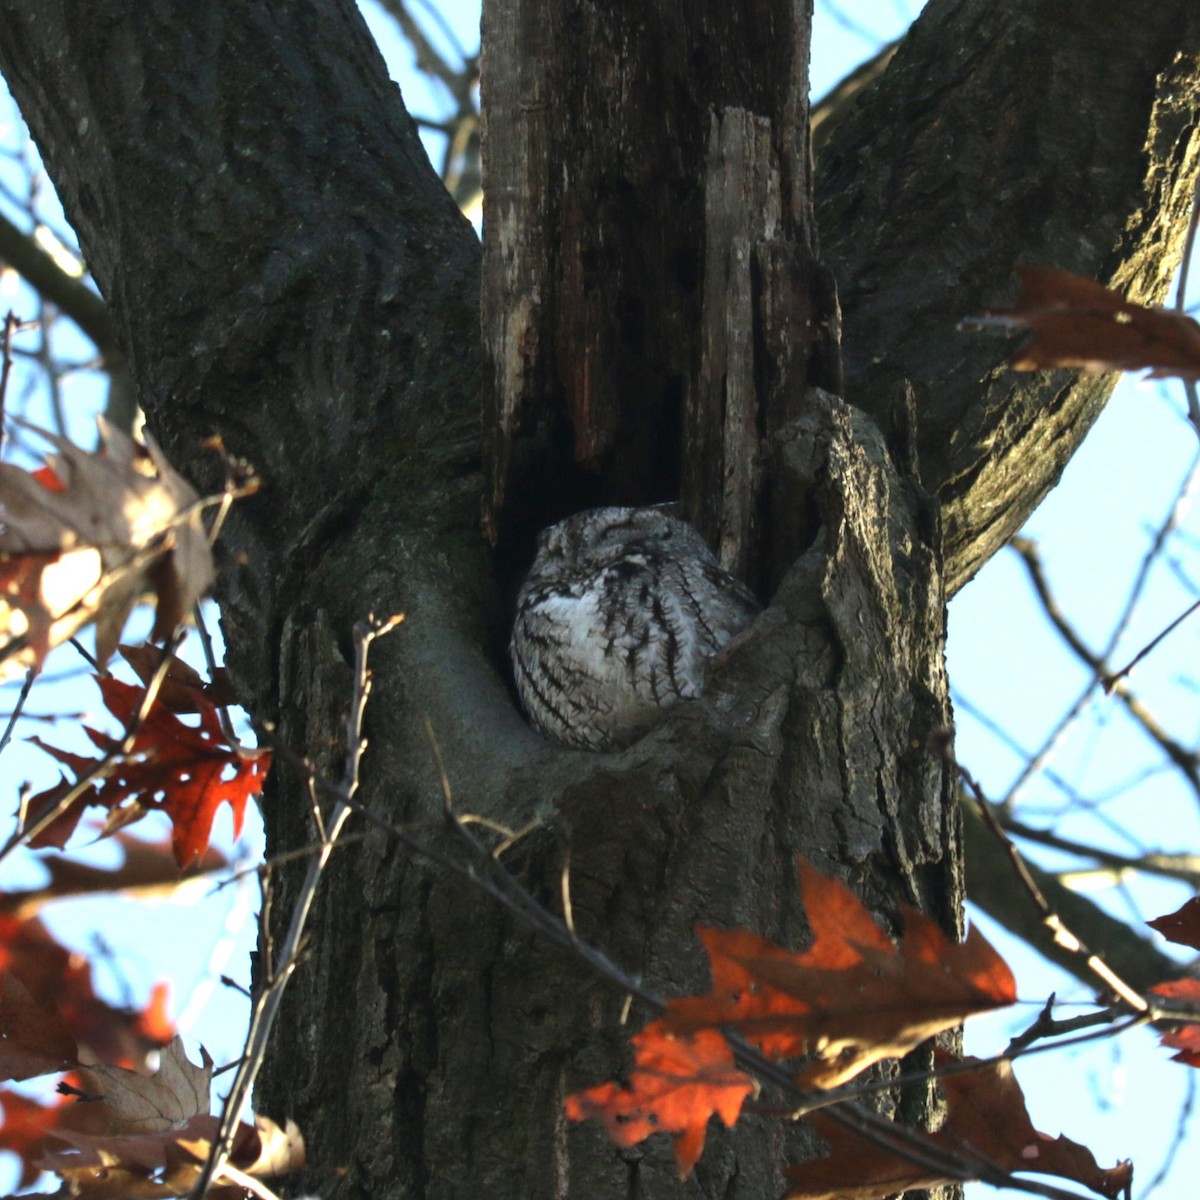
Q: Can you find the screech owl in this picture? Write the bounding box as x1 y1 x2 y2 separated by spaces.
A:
510 506 760 750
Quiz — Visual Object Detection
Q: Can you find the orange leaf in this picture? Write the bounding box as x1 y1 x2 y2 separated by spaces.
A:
29 674 269 866
564 1023 755 1179
666 858 1016 1086
133 983 174 1046
988 266 1200 379
788 1055 1132 1200
1149 978 1200 1067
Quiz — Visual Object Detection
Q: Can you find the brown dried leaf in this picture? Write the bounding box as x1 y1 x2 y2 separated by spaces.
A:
40 1113 218 1199
186 1115 306 1179
987 266 1200 379
1 831 229 922
117 644 239 713
0 419 214 679
81 1035 211 1134
788 1055 1132 1200
41 1112 303 1198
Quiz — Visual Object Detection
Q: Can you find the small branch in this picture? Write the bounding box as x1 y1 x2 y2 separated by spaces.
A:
1009 536 1200 799
1000 813 1200 888
0 666 35 761
1005 995 1120 1056
959 764 1150 1014
1102 595 1200 691
1138 1066 1196 1198
374 0 472 102
192 601 239 747
190 613 403 1200
0 309 21 455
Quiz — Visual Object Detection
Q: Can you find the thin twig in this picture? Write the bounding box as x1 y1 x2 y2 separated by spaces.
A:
1138 1065 1195 1199
0 666 36 761
192 601 239 746
960 764 1150 1014
993 450 1200 809
190 612 403 1200
0 309 21 457
1008 536 1200 802
999 813 1200 887
1103 595 1200 692
211 1162 282 1200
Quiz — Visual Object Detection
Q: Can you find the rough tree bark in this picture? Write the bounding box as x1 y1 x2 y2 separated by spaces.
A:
0 2 1197 1200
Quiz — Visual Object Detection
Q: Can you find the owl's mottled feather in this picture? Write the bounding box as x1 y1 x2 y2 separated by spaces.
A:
510 506 759 750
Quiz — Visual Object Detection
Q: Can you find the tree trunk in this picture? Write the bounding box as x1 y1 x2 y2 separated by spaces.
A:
0 1 1197 1198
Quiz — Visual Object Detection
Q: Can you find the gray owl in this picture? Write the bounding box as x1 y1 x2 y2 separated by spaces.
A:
511 506 759 750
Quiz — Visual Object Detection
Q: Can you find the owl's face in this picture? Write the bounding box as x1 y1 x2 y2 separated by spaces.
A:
511 504 759 750
527 505 716 585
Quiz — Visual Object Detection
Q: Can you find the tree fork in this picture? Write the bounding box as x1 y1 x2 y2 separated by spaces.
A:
1 0 1199 1197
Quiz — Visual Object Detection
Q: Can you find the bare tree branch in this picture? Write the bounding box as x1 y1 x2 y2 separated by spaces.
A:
0 209 120 360
961 795 1186 993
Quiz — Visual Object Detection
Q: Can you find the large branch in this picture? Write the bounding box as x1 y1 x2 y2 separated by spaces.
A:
0 211 119 357
0 0 483 684
817 0 1200 595
961 800 1185 993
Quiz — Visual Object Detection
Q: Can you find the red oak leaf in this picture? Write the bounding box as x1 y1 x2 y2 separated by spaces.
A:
28 674 269 866
789 1055 1132 1200
564 1023 755 1179
666 858 1016 1086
